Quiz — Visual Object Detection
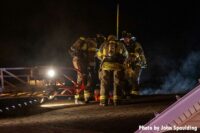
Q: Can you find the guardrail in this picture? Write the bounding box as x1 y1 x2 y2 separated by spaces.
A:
0 67 32 92
0 66 78 93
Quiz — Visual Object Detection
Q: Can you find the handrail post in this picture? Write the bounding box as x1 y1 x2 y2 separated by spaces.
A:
0 69 4 92
116 2 119 40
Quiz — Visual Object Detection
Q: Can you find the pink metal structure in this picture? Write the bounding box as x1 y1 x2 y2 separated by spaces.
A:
136 84 200 133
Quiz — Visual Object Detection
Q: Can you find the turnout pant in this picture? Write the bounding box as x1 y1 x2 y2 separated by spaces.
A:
99 70 124 104
73 56 93 102
124 65 141 95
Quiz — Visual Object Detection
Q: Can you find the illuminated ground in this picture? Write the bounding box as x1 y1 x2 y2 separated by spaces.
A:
0 95 176 133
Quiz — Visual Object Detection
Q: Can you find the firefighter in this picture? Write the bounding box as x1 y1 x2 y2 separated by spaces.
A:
97 35 128 106
69 37 97 104
94 34 106 86
121 31 147 96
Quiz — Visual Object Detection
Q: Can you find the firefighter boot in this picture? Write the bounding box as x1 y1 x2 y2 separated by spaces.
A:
74 94 85 105
99 96 108 106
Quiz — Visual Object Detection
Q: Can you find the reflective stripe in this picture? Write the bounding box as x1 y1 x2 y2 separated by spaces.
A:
100 95 107 100
102 62 123 70
84 91 90 97
129 52 139 58
102 49 107 57
84 93 90 97
75 95 79 99
131 90 139 95
97 49 108 61
97 50 103 59
88 48 96 52
113 95 120 100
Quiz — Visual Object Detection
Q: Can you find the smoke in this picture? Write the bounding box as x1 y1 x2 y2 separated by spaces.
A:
141 51 200 95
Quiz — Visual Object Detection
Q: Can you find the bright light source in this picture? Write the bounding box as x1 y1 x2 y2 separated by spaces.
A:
47 69 55 78
40 103 74 108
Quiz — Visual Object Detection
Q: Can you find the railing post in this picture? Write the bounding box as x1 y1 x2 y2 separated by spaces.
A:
0 69 4 92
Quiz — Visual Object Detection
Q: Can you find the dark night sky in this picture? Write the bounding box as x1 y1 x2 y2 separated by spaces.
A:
0 0 200 87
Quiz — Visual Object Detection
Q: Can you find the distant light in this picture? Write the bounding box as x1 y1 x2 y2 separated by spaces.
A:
40 98 45 103
18 104 22 107
47 69 55 78
5 107 9 110
34 99 38 102
24 102 27 106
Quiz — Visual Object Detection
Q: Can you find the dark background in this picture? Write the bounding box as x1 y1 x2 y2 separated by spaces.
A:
0 0 200 90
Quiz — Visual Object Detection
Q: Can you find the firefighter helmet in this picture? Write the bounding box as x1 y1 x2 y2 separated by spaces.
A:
107 35 117 41
122 31 132 38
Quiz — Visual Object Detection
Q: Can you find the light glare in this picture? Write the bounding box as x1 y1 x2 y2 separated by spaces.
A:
47 69 55 78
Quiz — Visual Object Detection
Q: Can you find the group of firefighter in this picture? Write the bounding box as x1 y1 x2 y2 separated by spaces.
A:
68 31 147 106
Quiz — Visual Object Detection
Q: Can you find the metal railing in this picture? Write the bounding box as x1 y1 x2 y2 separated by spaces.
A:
0 66 78 93
0 67 32 93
